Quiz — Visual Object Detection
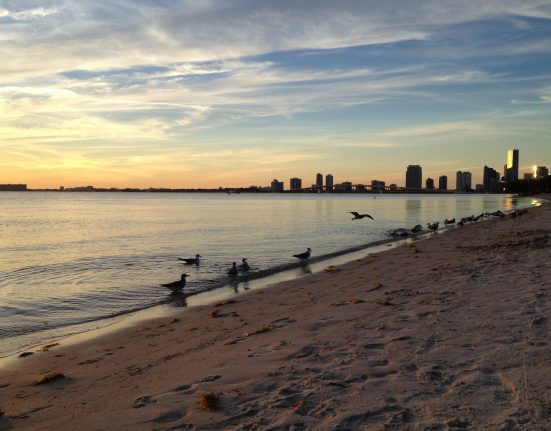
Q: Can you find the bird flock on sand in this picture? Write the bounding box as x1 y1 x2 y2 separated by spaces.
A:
162 207 527 293
388 208 526 238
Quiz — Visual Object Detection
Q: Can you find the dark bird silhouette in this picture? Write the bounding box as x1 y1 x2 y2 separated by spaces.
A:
350 211 374 220
228 262 238 276
178 254 201 265
239 258 250 271
161 273 189 292
444 218 455 225
390 228 410 238
427 221 439 232
293 248 312 260
411 224 423 233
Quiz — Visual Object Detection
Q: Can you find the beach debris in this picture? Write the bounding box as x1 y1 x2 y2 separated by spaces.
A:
375 299 396 306
158 318 180 328
349 299 365 304
18 351 34 358
198 392 220 411
369 282 384 291
208 309 220 318
41 343 59 352
244 326 272 337
35 372 69 385
214 299 237 307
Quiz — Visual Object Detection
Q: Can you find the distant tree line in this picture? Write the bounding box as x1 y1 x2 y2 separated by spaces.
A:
506 176 551 195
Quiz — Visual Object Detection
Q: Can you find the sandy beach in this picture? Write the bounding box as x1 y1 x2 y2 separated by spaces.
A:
1 198 550 431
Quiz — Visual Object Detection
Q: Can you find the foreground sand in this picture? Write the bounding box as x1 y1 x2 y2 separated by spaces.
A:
1 199 550 430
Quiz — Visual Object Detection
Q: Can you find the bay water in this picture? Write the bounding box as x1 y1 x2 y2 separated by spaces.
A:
0 192 537 357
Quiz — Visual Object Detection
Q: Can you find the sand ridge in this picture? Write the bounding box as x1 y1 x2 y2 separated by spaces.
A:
1 200 550 430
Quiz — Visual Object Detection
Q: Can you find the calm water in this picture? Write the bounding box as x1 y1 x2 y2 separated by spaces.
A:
0 192 537 356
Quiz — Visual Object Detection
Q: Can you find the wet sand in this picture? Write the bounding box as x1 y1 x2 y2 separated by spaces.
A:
1 198 550 430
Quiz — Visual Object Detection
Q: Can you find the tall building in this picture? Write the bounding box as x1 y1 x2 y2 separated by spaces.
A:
438 175 447 190
316 173 323 188
505 148 519 183
270 179 284 192
371 180 385 192
426 178 434 190
456 171 472 192
290 177 302 191
325 174 334 191
405 165 422 189
456 171 463 192
483 165 501 193
535 166 549 179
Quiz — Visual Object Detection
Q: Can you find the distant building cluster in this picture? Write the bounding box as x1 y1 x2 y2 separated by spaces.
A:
270 148 546 195
3 148 548 194
0 184 27 191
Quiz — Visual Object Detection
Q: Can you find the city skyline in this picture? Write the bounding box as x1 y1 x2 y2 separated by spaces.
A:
1 1 550 188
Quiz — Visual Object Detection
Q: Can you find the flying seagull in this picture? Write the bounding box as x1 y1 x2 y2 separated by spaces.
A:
293 248 312 260
350 212 374 220
178 254 201 265
161 273 189 292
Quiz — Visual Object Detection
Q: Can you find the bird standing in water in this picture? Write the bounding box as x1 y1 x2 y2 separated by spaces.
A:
161 273 189 292
293 248 312 260
178 254 201 265
228 262 238 276
239 258 250 271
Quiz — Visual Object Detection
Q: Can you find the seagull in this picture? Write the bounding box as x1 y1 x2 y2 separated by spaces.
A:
390 228 410 238
228 262 238 276
444 218 455 225
350 211 374 220
161 273 189 292
427 221 439 232
239 258 250 271
411 224 423 233
293 248 312 260
178 254 201 265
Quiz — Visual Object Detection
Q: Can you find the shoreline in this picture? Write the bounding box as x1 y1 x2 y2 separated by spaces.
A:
1 197 550 430
0 231 412 365
2 197 541 362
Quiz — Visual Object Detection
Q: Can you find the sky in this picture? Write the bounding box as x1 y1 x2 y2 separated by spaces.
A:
1 0 550 189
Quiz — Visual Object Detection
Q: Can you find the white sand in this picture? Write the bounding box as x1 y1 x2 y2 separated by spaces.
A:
1 199 550 430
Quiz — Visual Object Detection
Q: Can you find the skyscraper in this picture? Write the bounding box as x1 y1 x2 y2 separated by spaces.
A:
316 173 323 188
456 171 463 192
438 175 447 190
426 178 434 190
505 148 519 183
271 179 284 192
405 165 422 189
483 166 500 192
456 171 472 192
325 174 333 191
290 178 302 191
535 166 549 179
